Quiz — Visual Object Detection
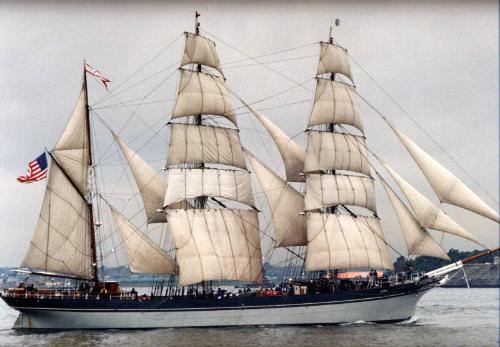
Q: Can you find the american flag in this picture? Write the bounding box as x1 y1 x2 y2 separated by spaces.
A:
17 153 48 183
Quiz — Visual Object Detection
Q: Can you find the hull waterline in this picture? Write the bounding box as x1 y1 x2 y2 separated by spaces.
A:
2 284 433 329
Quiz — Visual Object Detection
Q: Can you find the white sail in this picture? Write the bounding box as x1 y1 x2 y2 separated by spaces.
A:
305 213 393 271
21 162 94 278
181 32 223 76
388 122 499 223
114 134 168 223
317 42 353 82
172 69 237 125
109 205 177 275
383 163 486 247
304 130 371 176
245 149 307 247
305 173 377 213
167 123 246 170
309 78 363 132
52 85 89 195
245 104 305 182
380 177 449 259
166 209 262 287
164 168 255 208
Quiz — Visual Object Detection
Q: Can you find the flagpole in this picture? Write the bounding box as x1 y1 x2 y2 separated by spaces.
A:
83 59 100 290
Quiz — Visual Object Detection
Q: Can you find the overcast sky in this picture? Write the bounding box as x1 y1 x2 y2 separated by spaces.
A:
0 1 498 267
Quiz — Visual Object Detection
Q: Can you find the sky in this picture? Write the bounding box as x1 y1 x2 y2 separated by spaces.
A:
0 0 498 267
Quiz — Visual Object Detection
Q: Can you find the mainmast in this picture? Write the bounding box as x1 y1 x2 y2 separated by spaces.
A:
192 11 207 210
83 65 100 288
164 13 262 287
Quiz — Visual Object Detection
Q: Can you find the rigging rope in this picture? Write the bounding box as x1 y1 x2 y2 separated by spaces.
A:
93 33 183 106
222 42 316 66
223 55 318 70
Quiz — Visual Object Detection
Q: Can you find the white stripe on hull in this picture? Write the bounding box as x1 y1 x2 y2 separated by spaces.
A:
13 291 427 329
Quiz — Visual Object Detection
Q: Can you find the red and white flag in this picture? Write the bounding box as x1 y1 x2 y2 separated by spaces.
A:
84 63 111 90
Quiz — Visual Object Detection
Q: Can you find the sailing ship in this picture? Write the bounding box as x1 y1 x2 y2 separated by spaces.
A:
1 14 498 329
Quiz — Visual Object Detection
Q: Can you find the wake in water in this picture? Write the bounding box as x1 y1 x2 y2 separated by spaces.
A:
339 320 376 326
396 316 420 325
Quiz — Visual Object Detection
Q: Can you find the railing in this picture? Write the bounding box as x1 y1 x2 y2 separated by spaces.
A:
1 289 141 301
2 272 432 301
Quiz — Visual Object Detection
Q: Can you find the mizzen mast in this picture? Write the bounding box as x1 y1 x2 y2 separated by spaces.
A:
83 65 100 288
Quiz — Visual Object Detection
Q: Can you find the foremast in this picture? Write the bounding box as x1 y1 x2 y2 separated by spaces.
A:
302 27 393 271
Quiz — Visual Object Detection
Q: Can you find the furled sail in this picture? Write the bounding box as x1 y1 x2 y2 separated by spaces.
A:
305 173 377 213
167 123 246 170
244 149 307 247
387 121 499 223
317 42 353 82
181 32 223 76
114 134 168 223
309 78 363 132
171 69 237 125
164 168 255 208
305 213 393 271
51 85 89 195
21 161 94 278
304 130 371 176
166 209 262 286
109 204 177 274
380 177 449 259
245 104 305 182
383 163 485 247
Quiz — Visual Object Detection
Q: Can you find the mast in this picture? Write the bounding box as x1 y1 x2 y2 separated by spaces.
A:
164 14 262 287
193 11 207 210
326 26 335 214
303 23 394 271
83 64 99 288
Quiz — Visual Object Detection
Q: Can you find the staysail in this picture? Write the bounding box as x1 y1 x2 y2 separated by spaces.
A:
109 204 177 274
379 176 449 259
244 149 307 247
243 103 305 182
382 163 485 247
387 121 499 223
114 134 168 223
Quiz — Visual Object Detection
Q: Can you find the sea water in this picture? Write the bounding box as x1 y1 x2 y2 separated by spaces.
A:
0 288 498 347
